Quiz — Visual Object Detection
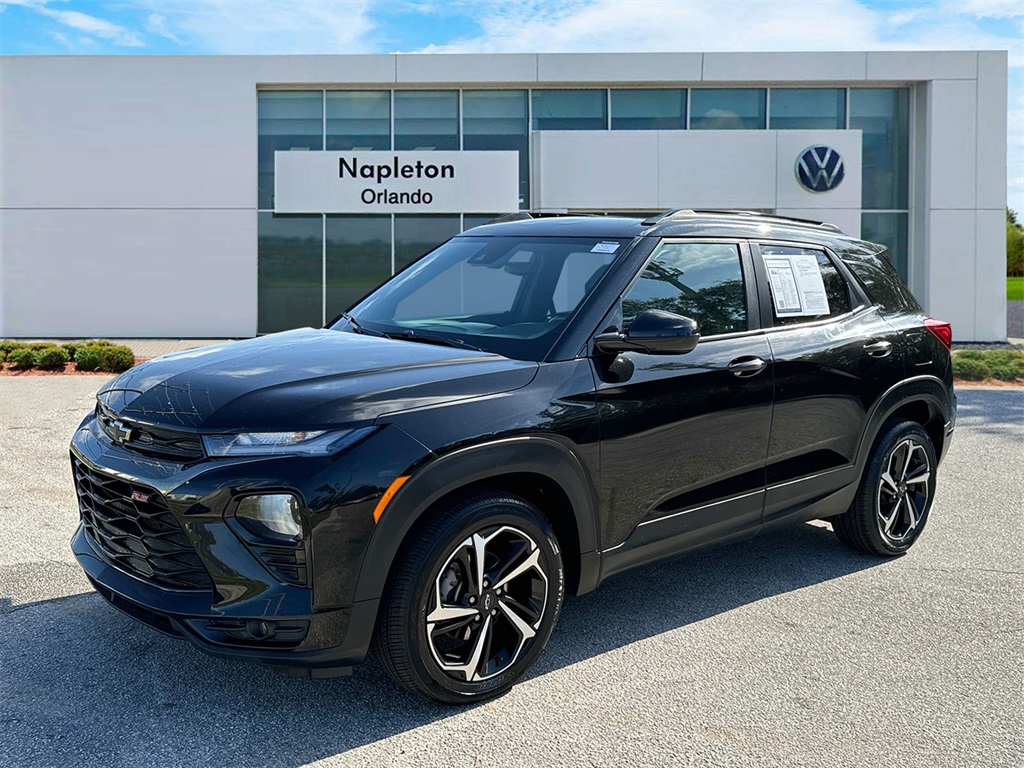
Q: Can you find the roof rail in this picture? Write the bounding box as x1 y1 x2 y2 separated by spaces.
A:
641 208 843 233
485 211 602 225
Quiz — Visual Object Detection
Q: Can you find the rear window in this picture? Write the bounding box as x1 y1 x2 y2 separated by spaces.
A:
839 247 922 315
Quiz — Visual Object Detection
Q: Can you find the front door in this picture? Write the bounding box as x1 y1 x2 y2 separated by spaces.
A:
595 240 773 578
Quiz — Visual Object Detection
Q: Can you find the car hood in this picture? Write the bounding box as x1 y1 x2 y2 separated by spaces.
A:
97 328 539 432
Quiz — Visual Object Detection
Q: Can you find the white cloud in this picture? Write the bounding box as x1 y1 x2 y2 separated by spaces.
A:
138 0 376 54
952 0 1024 19
145 13 182 44
36 6 144 47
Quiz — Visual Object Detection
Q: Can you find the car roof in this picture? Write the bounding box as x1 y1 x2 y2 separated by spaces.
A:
461 210 876 252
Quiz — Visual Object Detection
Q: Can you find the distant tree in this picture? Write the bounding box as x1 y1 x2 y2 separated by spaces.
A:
1008 208 1023 277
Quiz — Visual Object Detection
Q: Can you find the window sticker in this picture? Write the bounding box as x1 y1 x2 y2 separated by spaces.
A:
591 241 620 254
762 254 830 317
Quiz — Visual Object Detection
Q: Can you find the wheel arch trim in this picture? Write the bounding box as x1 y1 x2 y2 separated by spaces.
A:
352 435 601 603
855 375 953 472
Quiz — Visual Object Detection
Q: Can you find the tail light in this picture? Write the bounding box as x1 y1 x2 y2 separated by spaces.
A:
925 318 952 350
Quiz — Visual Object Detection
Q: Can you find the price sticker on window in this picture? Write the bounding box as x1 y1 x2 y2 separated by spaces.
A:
763 254 830 316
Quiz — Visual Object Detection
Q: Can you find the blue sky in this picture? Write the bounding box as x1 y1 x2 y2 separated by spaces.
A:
1 0 1022 211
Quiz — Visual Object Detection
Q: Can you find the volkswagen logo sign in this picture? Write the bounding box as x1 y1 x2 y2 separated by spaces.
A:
796 145 845 193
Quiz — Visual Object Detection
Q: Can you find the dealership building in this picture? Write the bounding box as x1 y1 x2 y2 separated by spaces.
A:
0 50 1008 340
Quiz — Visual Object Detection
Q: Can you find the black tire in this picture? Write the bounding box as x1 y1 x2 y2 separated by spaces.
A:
373 489 564 704
833 419 937 557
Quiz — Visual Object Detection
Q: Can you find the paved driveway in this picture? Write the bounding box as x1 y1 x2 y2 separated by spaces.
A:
1 378 1021 768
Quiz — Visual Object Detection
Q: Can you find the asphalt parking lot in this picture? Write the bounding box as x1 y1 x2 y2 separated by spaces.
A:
1 377 1021 768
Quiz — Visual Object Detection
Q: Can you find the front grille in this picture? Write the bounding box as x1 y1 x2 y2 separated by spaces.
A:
96 405 205 462
73 457 213 591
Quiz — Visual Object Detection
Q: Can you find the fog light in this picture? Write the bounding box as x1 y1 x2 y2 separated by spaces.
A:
236 494 303 542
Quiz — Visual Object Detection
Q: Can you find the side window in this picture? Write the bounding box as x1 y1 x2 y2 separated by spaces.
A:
759 244 851 326
622 242 747 337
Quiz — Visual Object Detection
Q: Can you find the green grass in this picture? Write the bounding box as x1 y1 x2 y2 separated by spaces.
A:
1009 276 1024 301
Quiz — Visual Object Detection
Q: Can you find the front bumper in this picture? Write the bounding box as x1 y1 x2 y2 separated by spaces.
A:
69 411 428 675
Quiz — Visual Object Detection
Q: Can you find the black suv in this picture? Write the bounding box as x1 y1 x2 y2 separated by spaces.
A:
71 210 955 703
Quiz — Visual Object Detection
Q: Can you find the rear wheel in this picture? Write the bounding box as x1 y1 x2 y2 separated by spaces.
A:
833 419 936 556
374 489 564 703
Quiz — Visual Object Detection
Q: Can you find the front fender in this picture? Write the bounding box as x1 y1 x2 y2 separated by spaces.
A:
352 435 601 603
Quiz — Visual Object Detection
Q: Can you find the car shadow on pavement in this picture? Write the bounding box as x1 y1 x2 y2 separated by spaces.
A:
0 521 887 768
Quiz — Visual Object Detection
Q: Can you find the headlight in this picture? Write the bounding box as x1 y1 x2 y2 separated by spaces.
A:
235 494 303 542
202 427 374 457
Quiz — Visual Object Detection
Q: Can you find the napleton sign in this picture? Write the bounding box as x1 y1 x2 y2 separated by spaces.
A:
274 150 520 213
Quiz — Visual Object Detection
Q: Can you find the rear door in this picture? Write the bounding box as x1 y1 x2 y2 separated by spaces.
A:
751 241 904 524
595 239 773 577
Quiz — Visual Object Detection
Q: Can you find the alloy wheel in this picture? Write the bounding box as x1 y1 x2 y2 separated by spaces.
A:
876 438 931 544
425 525 548 683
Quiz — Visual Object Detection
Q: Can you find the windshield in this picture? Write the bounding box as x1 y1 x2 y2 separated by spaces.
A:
332 235 628 361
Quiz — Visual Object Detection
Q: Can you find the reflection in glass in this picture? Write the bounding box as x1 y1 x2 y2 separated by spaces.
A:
532 90 607 131
690 89 766 129
851 88 910 210
257 213 323 334
326 91 390 151
770 88 846 130
395 91 459 151
258 92 323 210
862 212 910 282
611 89 686 130
463 214 503 231
394 215 461 271
622 243 747 336
326 215 392 321
464 90 530 207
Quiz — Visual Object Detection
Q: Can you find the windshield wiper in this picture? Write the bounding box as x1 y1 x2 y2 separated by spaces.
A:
339 312 386 337
382 329 486 353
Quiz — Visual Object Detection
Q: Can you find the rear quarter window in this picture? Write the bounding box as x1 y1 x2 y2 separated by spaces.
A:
838 246 922 315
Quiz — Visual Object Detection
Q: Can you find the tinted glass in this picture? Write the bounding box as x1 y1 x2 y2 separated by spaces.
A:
395 91 459 151
325 215 392 320
760 244 851 326
394 215 461 271
326 91 390 151
690 89 766 129
770 88 846 130
343 236 629 361
258 91 322 210
257 213 322 334
861 211 910 282
532 90 607 131
464 90 530 208
850 88 910 210
622 242 747 336
611 89 686 130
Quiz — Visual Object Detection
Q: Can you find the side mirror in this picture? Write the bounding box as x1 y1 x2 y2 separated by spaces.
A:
594 309 700 355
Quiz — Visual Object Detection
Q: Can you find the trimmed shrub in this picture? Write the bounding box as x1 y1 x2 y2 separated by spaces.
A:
73 344 104 372
35 346 70 371
91 339 115 347
6 347 37 370
0 340 26 355
62 342 81 361
990 364 1024 382
952 357 989 381
99 345 136 373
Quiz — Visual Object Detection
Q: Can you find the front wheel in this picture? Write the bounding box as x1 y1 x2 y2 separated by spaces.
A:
374 489 564 704
833 419 937 556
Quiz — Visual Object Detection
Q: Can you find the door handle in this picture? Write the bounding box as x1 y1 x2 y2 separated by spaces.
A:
864 340 893 358
727 357 767 377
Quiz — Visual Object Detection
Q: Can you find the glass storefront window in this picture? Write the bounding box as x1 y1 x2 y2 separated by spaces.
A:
850 88 910 210
464 90 529 208
690 89 766 129
394 215 461 271
861 211 910 282
326 91 390 151
258 91 323 210
394 91 459 151
532 90 607 131
611 89 686 130
769 88 846 130
257 213 323 334
325 215 392 321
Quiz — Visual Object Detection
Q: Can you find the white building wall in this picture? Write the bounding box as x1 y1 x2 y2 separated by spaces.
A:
0 51 1009 340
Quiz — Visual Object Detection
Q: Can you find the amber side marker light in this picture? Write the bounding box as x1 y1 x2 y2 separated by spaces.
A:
925 318 953 351
373 475 410 523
